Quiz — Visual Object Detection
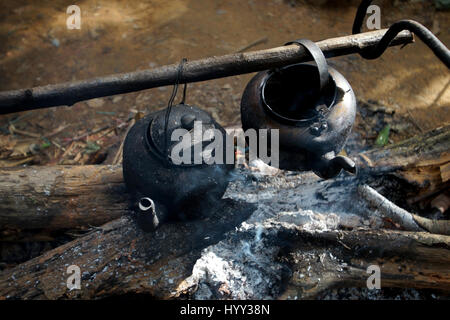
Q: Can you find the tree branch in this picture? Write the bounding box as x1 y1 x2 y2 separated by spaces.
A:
0 29 413 114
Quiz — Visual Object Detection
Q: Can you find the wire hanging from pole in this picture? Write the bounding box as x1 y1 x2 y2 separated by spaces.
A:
163 58 188 156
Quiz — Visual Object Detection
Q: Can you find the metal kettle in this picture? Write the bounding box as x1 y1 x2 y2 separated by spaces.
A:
122 103 233 231
240 39 357 179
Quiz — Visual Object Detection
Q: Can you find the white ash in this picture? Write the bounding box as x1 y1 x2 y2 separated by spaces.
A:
181 162 385 299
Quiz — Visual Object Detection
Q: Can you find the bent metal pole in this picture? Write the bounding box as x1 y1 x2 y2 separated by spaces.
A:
0 29 414 114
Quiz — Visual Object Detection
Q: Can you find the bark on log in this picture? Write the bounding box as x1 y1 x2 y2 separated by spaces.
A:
0 29 413 114
0 165 127 230
0 213 448 300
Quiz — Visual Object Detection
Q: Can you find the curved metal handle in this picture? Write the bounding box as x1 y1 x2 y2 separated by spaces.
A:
285 39 331 93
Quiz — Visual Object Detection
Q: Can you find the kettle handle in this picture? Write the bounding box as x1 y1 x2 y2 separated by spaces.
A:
285 39 330 93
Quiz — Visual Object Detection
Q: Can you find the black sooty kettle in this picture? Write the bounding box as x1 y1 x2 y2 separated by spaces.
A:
241 39 357 179
123 60 233 231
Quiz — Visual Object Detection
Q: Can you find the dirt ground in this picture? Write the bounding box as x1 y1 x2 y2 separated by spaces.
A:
0 0 448 166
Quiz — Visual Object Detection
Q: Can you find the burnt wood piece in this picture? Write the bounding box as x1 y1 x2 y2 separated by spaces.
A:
0 215 448 299
280 228 450 299
0 200 256 299
0 29 413 114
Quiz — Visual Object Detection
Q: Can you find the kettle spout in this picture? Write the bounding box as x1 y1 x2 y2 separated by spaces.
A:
310 153 356 179
136 197 168 232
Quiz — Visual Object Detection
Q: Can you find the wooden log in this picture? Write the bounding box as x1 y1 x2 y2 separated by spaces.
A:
0 165 128 231
0 213 448 300
0 29 413 114
357 125 450 174
0 200 257 299
0 124 448 232
280 228 450 299
357 124 450 202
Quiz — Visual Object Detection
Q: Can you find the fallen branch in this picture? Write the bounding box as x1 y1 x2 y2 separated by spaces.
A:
358 184 422 231
357 124 450 205
411 214 450 236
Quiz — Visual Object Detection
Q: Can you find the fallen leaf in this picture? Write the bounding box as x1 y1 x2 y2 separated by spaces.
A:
375 124 390 147
84 141 101 154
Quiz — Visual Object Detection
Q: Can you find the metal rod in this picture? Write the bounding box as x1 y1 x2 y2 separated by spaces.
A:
0 29 414 114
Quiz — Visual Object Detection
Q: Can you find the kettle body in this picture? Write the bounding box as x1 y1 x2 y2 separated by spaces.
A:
241 40 357 179
123 104 233 230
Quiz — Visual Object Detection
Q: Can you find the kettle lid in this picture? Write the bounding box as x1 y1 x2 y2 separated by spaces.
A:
148 104 218 160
